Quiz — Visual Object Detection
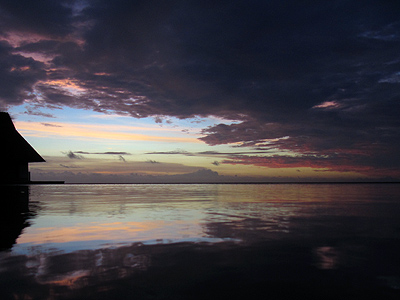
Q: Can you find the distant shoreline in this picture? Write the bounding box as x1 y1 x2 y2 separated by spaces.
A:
0 181 64 185
49 181 400 185
2 181 399 185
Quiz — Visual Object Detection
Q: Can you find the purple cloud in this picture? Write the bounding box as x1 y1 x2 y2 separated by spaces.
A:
1 0 400 178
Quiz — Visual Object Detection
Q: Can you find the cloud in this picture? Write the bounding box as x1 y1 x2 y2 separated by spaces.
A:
65 151 84 160
63 150 131 162
41 122 62 127
75 151 131 155
1 1 400 178
145 149 195 156
0 0 74 37
146 149 274 157
25 109 56 118
145 160 160 164
220 154 400 178
0 41 46 109
59 164 82 169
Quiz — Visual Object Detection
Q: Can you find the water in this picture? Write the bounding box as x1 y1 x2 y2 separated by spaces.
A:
1 183 400 299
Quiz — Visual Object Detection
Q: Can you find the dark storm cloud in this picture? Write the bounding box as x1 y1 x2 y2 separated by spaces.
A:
1 0 400 176
0 0 74 36
0 41 46 108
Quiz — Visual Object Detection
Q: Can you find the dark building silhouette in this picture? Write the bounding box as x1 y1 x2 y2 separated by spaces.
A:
0 185 33 250
0 112 45 184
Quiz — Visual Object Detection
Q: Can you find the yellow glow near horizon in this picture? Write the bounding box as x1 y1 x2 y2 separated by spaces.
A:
15 121 201 144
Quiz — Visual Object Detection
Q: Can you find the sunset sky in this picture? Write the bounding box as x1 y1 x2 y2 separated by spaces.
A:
1 0 400 182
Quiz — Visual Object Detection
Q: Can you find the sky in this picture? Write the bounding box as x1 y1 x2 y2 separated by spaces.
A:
1 0 400 183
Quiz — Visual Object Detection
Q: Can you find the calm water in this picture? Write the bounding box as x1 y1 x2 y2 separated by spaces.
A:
1 183 400 299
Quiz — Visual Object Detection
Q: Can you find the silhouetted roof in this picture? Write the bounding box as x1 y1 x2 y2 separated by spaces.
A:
0 112 45 163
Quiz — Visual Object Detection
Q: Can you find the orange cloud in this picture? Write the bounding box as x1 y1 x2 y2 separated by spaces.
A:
42 79 86 93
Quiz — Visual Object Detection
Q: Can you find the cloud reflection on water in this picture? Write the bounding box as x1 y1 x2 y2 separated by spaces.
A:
1 184 400 299
17 220 205 245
